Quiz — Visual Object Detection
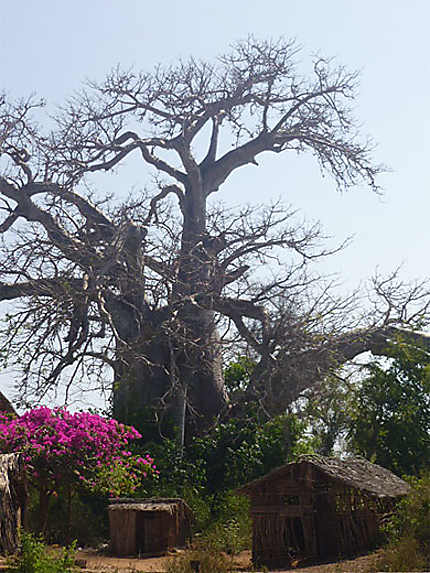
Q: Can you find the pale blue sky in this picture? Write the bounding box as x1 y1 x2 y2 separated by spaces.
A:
1 0 429 405
2 0 429 279
2 0 428 283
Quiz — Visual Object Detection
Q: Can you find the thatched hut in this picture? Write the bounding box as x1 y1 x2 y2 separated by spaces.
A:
238 455 410 569
0 391 16 416
108 498 192 556
0 453 27 555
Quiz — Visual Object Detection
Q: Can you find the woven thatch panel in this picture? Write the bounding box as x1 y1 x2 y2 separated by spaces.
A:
0 453 27 555
109 502 177 513
0 392 15 416
305 455 410 498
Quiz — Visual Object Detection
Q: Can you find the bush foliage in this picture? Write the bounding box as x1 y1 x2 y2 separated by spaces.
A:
376 473 430 571
6 532 77 573
349 343 430 476
0 407 157 541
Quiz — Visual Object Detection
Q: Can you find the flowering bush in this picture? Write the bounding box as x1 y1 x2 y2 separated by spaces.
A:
0 407 158 531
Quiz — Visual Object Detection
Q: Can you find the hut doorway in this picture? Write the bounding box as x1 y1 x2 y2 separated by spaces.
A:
314 492 338 557
135 511 167 555
283 516 305 555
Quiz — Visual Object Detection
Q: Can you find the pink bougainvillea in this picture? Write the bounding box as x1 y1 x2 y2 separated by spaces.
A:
0 407 158 498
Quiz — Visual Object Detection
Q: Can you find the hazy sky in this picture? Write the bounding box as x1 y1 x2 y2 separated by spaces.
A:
1 0 429 405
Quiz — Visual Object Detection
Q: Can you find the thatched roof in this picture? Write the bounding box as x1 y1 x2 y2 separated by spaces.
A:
238 455 411 499
108 497 191 515
109 502 178 513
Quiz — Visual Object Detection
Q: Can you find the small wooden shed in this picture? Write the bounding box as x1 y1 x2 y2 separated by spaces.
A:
108 498 192 557
238 455 410 569
0 453 27 555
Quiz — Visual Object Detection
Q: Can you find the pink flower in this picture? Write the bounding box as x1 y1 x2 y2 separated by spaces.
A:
0 406 157 497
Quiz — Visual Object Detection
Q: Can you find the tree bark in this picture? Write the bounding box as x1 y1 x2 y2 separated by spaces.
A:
112 331 173 435
247 325 430 416
111 312 227 440
38 483 50 535
112 181 228 440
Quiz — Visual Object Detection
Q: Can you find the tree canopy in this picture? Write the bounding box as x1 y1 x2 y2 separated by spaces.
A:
1 37 429 440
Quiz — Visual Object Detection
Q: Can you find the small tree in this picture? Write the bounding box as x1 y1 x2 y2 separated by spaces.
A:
348 341 430 476
376 473 430 571
299 373 355 455
0 407 157 533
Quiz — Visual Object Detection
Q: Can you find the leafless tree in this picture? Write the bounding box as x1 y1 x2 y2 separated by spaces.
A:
0 38 428 441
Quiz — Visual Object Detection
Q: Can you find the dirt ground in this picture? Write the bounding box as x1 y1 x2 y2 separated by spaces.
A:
73 548 380 572
0 548 381 572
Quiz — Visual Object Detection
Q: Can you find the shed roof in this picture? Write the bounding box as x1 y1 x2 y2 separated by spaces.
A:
108 497 191 515
109 502 177 513
238 455 410 499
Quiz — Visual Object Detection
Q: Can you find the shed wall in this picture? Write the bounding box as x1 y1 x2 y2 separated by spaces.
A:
109 500 192 557
249 467 316 567
109 508 137 556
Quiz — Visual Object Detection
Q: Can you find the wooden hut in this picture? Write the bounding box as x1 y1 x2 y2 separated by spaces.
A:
108 498 192 557
238 455 410 569
0 453 27 555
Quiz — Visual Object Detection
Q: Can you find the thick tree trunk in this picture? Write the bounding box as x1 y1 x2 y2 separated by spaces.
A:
112 324 227 439
112 183 228 440
0 453 27 555
112 330 173 435
38 484 50 535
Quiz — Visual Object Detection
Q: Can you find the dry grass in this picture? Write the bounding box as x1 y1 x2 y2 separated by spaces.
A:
370 537 428 572
165 549 232 573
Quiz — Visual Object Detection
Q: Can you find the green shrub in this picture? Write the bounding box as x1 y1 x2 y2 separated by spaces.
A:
376 473 430 571
188 411 309 495
202 493 251 554
181 486 213 533
7 532 76 573
348 342 430 476
385 474 430 548
25 486 108 546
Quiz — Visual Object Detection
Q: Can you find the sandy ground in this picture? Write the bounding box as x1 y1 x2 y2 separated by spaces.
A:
0 548 380 572
76 547 177 572
73 548 380 572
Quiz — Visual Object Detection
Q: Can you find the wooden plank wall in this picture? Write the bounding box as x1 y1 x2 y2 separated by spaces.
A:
109 509 136 556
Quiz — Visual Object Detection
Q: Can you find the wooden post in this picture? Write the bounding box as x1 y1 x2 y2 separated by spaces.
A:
0 453 27 555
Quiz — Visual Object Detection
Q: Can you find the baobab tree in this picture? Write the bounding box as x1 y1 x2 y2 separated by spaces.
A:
0 38 429 441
